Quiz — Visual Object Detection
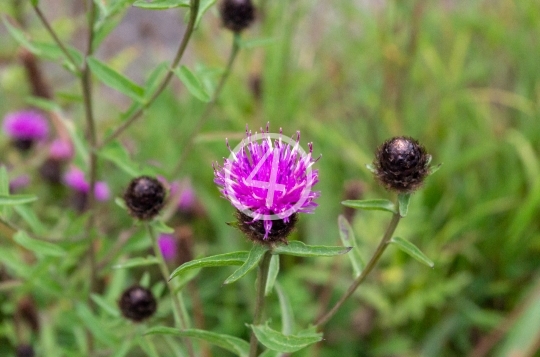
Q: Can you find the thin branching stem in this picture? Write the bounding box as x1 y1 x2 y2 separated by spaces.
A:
248 251 273 357
99 0 200 148
315 212 402 328
171 33 241 177
146 223 195 357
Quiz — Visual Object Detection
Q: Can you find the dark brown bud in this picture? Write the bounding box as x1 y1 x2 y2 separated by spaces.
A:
13 139 35 152
39 158 64 185
235 211 297 244
219 0 256 33
16 344 35 357
16 296 40 333
118 285 157 322
373 136 429 193
124 176 166 220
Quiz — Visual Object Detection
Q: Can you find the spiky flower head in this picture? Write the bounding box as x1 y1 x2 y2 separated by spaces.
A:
118 285 157 322
213 125 319 243
2 110 49 150
219 0 256 33
373 136 430 193
124 176 166 220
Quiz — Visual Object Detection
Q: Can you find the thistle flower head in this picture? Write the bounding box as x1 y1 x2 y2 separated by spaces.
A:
219 0 256 33
3 110 49 150
373 136 430 193
118 285 157 322
214 125 319 243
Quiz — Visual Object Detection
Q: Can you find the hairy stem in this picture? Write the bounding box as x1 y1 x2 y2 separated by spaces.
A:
249 251 273 357
171 33 241 177
315 212 401 328
99 0 200 148
146 224 195 357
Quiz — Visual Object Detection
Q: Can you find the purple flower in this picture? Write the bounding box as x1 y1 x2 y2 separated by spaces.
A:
49 139 73 160
64 167 90 192
3 110 49 140
9 174 30 193
95 181 110 201
158 234 177 261
213 125 320 241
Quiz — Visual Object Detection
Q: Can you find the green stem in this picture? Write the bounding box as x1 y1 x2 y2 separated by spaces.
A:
99 0 200 148
315 212 402 328
146 223 195 357
171 33 241 177
31 4 80 71
249 251 272 357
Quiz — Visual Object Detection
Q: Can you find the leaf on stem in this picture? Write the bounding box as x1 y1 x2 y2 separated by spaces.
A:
112 256 159 269
145 327 250 357
389 237 434 268
13 231 66 257
276 283 295 335
342 199 397 214
272 241 351 258
338 215 364 277
144 62 169 100
98 141 141 177
90 294 121 317
174 65 211 102
223 245 269 284
133 0 190 10
87 57 145 102
195 0 217 27
0 195 37 206
398 193 411 217
250 323 322 353
264 254 280 296
169 251 249 280
2 16 40 54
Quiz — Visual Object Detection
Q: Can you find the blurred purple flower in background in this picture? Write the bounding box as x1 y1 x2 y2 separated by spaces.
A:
2 110 49 150
95 181 110 201
158 234 177 261
49 139 73 160
9 174 30 193
63 167 110 201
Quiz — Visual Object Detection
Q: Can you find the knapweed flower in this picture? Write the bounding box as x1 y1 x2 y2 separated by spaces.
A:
373 136 430 193
49 139 73 160
219 0 256 33
124 176 166 220
213 125 319 243
2 110 49 151
118 285 157 322
9 175 30 193
63 167 110 211
158 234 177 261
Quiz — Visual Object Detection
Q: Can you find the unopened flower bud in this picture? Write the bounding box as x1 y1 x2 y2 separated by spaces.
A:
118 285 157 322
373 136 429 193
124 176 166 220
219 0 256 33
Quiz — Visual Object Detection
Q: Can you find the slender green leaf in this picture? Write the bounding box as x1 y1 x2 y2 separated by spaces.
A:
398 193 411 217
87 57 144 102
239 37 277 49
195 0 217 27
365 163 377 173
0 195 37 206
390 237 434 268
342 199 397 214
272 241 351 258
76 303 117 345
224 245 269 284
137 336 159 357
90 294 120 317
25 96 62 112
31 42 83 66
174 65 211 102
133 0 190 10
144 62 169 100
338 215 364 276
430 163 442 175
0 166 9 195
170 251 248 280
13 231 66 257
112 256 159 269
145 327 250 357
98 141 140 176
250 323 322 353
152 220 174 234
276 283 295 335
265 254 280 296
259 350 280 357
2 16 40 53
14 205 47 235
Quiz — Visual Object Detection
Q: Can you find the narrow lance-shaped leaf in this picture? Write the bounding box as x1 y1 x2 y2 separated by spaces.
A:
0 195 38 206
87 57 144 102
98 141 140 177
13 231 66 257
338 215 364 277
398 193 411 217
112 256 159 269
265 254 280 296
145 327 250 357
389 237 434 268
342 199 397 214
272 240 351 258
250 323 322 353
170 251 248 280
2 16 40 53
174 65 211 102
223 244 269 284
133 0 190 10
276 283 295 335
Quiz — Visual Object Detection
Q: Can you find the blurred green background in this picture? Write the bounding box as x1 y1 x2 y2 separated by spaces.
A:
1 0 540 356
